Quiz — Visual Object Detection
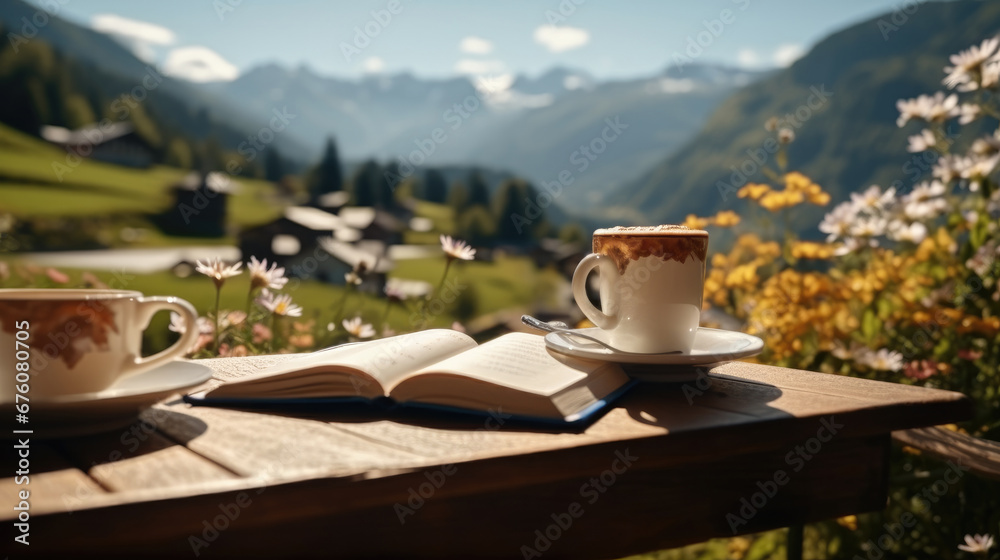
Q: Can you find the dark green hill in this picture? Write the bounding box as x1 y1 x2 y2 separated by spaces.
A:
612 0 1000 234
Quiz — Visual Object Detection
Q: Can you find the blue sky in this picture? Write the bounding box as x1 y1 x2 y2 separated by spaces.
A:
40 0 916 82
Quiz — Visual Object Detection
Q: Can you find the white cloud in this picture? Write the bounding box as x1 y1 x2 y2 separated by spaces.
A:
533 25 589 53
737 48 760 68
91 14 176 45
459 36 493 55
91 13 176 62
362 56 385 73
454 58 506 75
163 46 239 82
773 44 805 67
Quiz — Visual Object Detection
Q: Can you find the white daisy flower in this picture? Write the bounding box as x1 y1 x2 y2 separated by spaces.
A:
943 37 1000 91
258 291 302 317
850 216 888 238
850 185 896 212
195 258 243 288
982 61 1000 89
933 154 965 183
957 534 995 554
819 201 858 242
833 236 878 256
247 256 288 291
888 220 928 243
959 103 981 125
895 92 959 127
858 348 904 372
440 235 477 262
902 181 948 220
906 129 936 153
971 133 1000 156
342 317 375 339
960 153 1000 192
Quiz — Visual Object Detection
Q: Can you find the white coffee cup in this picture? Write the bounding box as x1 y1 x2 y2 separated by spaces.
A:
572 225 708 354
0 289 198 399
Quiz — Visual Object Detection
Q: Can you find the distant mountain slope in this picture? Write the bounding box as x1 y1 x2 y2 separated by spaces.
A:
215 62 762 215
613 0 1000 232
463 67 761 213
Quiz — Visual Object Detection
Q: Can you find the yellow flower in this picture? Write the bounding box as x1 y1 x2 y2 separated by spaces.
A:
783 171 814 192
682 214 711 229
712 210 741 227
790 241 837 260
758 189 804 211
754 241 782 259
725 262 759 289
737 182 771 200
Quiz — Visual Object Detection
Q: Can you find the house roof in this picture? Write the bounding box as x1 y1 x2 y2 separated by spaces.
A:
318 237 394 273
317 191 351 209
338 207 406 232
284 206 346 231
175 171 242 194
40 121 136 146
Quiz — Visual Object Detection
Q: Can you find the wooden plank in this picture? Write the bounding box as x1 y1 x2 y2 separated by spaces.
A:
893 427 1000 480
150 400 428 479
711 361 969 405
20 434 890 558
55 422 238 493
0 441 105 516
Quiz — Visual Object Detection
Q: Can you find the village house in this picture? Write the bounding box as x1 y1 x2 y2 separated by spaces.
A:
40 122 155 168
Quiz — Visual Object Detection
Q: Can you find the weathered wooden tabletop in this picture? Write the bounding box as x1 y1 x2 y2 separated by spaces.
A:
0 352 971 558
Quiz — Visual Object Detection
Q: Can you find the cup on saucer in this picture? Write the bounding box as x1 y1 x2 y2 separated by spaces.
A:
0 289 198 401
571 225 708 354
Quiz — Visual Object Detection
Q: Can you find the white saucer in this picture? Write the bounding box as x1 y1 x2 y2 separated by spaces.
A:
545 326 763 366
1 360 213 438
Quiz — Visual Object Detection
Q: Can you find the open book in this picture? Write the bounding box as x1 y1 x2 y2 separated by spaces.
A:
188 330 633 424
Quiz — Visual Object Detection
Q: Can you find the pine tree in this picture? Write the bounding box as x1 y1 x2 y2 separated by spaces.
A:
265 148 285 182
448 181 469 214
352 160 380 207
310 136 344 203
467 170 491 208
422 169 448 203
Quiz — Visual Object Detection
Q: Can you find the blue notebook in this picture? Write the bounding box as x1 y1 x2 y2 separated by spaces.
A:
184 330 634 428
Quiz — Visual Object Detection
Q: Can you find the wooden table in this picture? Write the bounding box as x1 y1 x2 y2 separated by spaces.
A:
1 355 971 558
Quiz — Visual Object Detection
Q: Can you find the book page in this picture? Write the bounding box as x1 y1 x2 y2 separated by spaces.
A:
209 329 477 398
398 332 601 396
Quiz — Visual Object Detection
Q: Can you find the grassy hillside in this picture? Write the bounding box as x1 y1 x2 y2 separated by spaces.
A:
612 0 1000 234
0 122 283 241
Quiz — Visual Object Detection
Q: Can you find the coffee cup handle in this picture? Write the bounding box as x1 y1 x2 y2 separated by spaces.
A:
123 296 199 376
572 253 620 330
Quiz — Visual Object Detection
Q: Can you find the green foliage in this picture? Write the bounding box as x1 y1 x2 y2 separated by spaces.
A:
448 180 469 213
165 138 194 170
308 136 343 202
422 169 448 203
351 160 380 207
457 204 495 247
467 170 491 207
492 178 546 244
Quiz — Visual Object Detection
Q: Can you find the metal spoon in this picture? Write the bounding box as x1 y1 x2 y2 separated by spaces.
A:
520 315 681 355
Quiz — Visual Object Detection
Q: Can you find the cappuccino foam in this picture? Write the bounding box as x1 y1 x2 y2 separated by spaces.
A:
594 225 708 237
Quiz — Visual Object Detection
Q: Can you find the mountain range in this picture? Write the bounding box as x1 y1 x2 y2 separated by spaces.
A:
612 0 1000 232
3 0 997 236
205 64 763 215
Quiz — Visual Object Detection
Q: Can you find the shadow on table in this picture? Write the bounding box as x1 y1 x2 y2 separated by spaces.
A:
621 368 786 429
182 363 787 434
0 408 209 478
